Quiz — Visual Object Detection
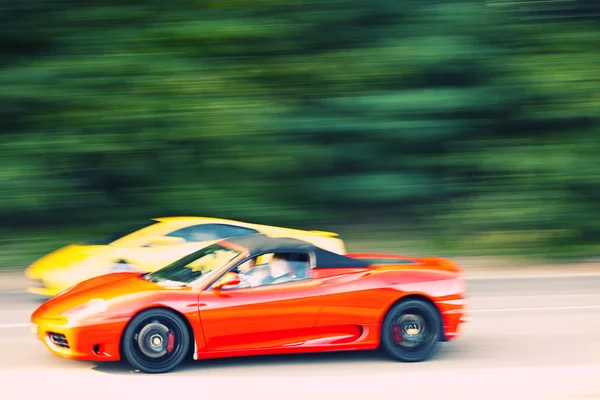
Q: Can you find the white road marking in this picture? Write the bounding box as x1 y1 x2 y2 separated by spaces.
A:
0 323 30 328
472 293 600 299
466 272 600 280
1 272 599 296
468 305 600 313
1 304 600 328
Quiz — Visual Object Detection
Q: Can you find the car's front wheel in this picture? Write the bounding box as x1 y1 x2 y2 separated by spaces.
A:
380 298 442 362
121 308 190 373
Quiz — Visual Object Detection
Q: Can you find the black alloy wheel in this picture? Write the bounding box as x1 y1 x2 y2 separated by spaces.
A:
380 299 442 362
121 308 190 373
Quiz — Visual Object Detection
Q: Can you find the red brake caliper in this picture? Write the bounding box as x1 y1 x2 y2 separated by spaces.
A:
393 325 402 343
167 331 175 353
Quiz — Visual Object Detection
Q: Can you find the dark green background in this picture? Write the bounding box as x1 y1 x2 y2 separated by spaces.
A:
2 0 599 265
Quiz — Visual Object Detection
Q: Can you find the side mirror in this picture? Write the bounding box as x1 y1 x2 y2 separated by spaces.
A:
213 272 241 290
146 236 186 247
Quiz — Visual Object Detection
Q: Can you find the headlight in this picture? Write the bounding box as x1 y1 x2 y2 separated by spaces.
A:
61 299 108 319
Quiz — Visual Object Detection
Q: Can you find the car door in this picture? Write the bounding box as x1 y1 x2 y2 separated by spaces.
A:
197 254 323 352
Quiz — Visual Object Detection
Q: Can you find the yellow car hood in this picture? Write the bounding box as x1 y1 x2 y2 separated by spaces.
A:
26 243 112 275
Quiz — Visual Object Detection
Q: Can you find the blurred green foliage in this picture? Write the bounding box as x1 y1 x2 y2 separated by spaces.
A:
2 0 600 263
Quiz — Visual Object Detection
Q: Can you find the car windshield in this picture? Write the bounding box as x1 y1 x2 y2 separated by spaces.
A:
144 244 241 285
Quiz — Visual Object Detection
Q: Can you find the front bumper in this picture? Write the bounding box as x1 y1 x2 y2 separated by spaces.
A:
28 286 60 297
25 270 64 297
31 316 125 362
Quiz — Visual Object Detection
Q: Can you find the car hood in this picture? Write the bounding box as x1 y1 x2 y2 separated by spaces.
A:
26 243 112 275
31 272 177 320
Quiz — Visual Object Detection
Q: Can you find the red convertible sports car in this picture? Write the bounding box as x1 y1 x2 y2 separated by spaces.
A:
30 234 468 373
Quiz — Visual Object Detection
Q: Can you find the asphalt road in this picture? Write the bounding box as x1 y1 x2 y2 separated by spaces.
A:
1 275 599 400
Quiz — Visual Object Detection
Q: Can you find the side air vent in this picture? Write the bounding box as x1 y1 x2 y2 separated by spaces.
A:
48 332 69 349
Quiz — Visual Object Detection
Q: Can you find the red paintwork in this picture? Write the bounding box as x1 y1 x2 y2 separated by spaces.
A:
30 248 467 363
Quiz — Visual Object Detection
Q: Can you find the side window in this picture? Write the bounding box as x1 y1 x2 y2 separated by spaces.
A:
167 224 259 243
224 251 311 289
166 225 220 242
210 224 259 239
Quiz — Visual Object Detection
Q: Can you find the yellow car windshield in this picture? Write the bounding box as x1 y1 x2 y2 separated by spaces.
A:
145 244 241 285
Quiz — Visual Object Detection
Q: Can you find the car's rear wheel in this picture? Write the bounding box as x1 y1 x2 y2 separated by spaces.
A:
380 298 442 362
121 308 190 373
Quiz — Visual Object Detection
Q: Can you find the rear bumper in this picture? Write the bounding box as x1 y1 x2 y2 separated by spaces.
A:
438 297 468 341
31 316 125 362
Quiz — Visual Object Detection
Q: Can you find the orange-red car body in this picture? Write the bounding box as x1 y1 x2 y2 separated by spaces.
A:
30 237 467 363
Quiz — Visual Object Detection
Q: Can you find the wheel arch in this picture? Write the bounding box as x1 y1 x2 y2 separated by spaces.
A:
119 305 197 360
381 293 447 341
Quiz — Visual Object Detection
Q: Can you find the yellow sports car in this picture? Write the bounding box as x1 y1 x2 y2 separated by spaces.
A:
24 216 346 297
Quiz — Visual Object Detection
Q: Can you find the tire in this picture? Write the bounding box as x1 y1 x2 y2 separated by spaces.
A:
380 299 442 362
121 308 190 373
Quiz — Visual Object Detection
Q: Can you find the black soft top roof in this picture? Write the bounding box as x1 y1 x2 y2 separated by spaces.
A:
221 234 371 269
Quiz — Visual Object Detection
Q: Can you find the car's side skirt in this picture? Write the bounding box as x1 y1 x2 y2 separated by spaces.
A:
193 323 380 360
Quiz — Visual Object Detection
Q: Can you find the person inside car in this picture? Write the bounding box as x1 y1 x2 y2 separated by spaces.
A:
266 254 296 285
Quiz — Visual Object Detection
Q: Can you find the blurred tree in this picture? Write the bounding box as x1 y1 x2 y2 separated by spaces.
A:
1 0 599 257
